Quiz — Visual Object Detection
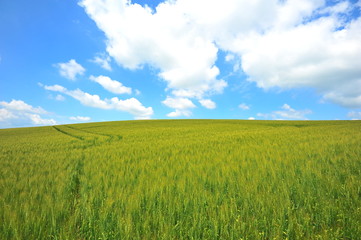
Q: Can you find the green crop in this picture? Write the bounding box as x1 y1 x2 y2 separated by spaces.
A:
1 120 360 239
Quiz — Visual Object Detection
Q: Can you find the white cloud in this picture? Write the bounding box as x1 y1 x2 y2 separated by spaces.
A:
44 84 67 92
70 116 91 121
347 111 361 120
91 53 112 71
55 94 65 101
320 1 351 16
167 109 192 117
199 99 216 109
162 96 196 110
225 54 235 62
171 89 203 99
0 100 56 127
109 97 154 119
80 0 361 108
257 104 312 120
63 89 110 109
43 84 153 119
27 114 57 125
90 75 132 94
0 108 17 122
237 17 361 108
0 99 47 114
79 0 227 99
56 59 85 80
248 117 255 120
239 103 250 110
162 96 196 117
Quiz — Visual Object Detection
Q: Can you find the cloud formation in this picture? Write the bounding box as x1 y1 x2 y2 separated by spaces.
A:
239 103 250 110
257 104 312 120
70 116 91 121
0 99 47 114
238 16 361 108
90 75 132 94
0 108 16 122
0 100 56 127
55 94 65 101
199 99 216 109
80 0 361 109
162 96 196 117
79 0 227 100
56 59 85 80
91 53 112 71
44 84 153 119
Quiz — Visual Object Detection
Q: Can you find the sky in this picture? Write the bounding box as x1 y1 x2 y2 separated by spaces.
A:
1 0 361 128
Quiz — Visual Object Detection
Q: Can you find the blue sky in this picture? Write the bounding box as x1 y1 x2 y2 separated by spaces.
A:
1 0 361 128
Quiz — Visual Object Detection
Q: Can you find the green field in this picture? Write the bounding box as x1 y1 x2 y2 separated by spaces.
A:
0 120 360 239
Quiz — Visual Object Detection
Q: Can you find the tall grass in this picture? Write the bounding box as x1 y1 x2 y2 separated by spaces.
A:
1 120 360 239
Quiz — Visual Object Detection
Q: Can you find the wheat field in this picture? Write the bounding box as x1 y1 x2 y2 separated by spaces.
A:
0 120 360 239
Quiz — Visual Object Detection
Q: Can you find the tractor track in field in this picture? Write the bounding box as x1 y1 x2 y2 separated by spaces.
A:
52 125 122 147
67 153 84 237
52 126 84 140
64 125 123 141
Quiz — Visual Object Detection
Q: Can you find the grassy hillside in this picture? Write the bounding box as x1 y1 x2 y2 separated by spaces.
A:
0 120 360 239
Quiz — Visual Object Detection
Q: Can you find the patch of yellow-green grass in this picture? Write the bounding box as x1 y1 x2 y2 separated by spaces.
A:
1 120 360 239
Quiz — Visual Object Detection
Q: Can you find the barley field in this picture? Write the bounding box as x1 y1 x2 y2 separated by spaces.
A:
0 120 360 239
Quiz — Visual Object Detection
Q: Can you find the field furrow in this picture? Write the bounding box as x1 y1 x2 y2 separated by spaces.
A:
53 126 84 140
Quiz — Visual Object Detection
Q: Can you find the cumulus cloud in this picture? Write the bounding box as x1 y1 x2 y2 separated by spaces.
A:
0 99 47 114
90 75 132 94
69 116 91 121
43 84 153 119
44 84 67 92
162 96 196 109
0 108 17 122
27 114 57 125
166 109 192 117
0 100 56 127
257 104 312 120
237 17 361 108
91 53 112 71
239 103 250 110
79 0 227 99
199 99 216 109
56 59 85 80
162 96 196 117
80 0 361 108
109 97 154 119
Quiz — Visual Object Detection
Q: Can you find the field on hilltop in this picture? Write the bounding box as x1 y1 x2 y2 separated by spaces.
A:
0 120 360 239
